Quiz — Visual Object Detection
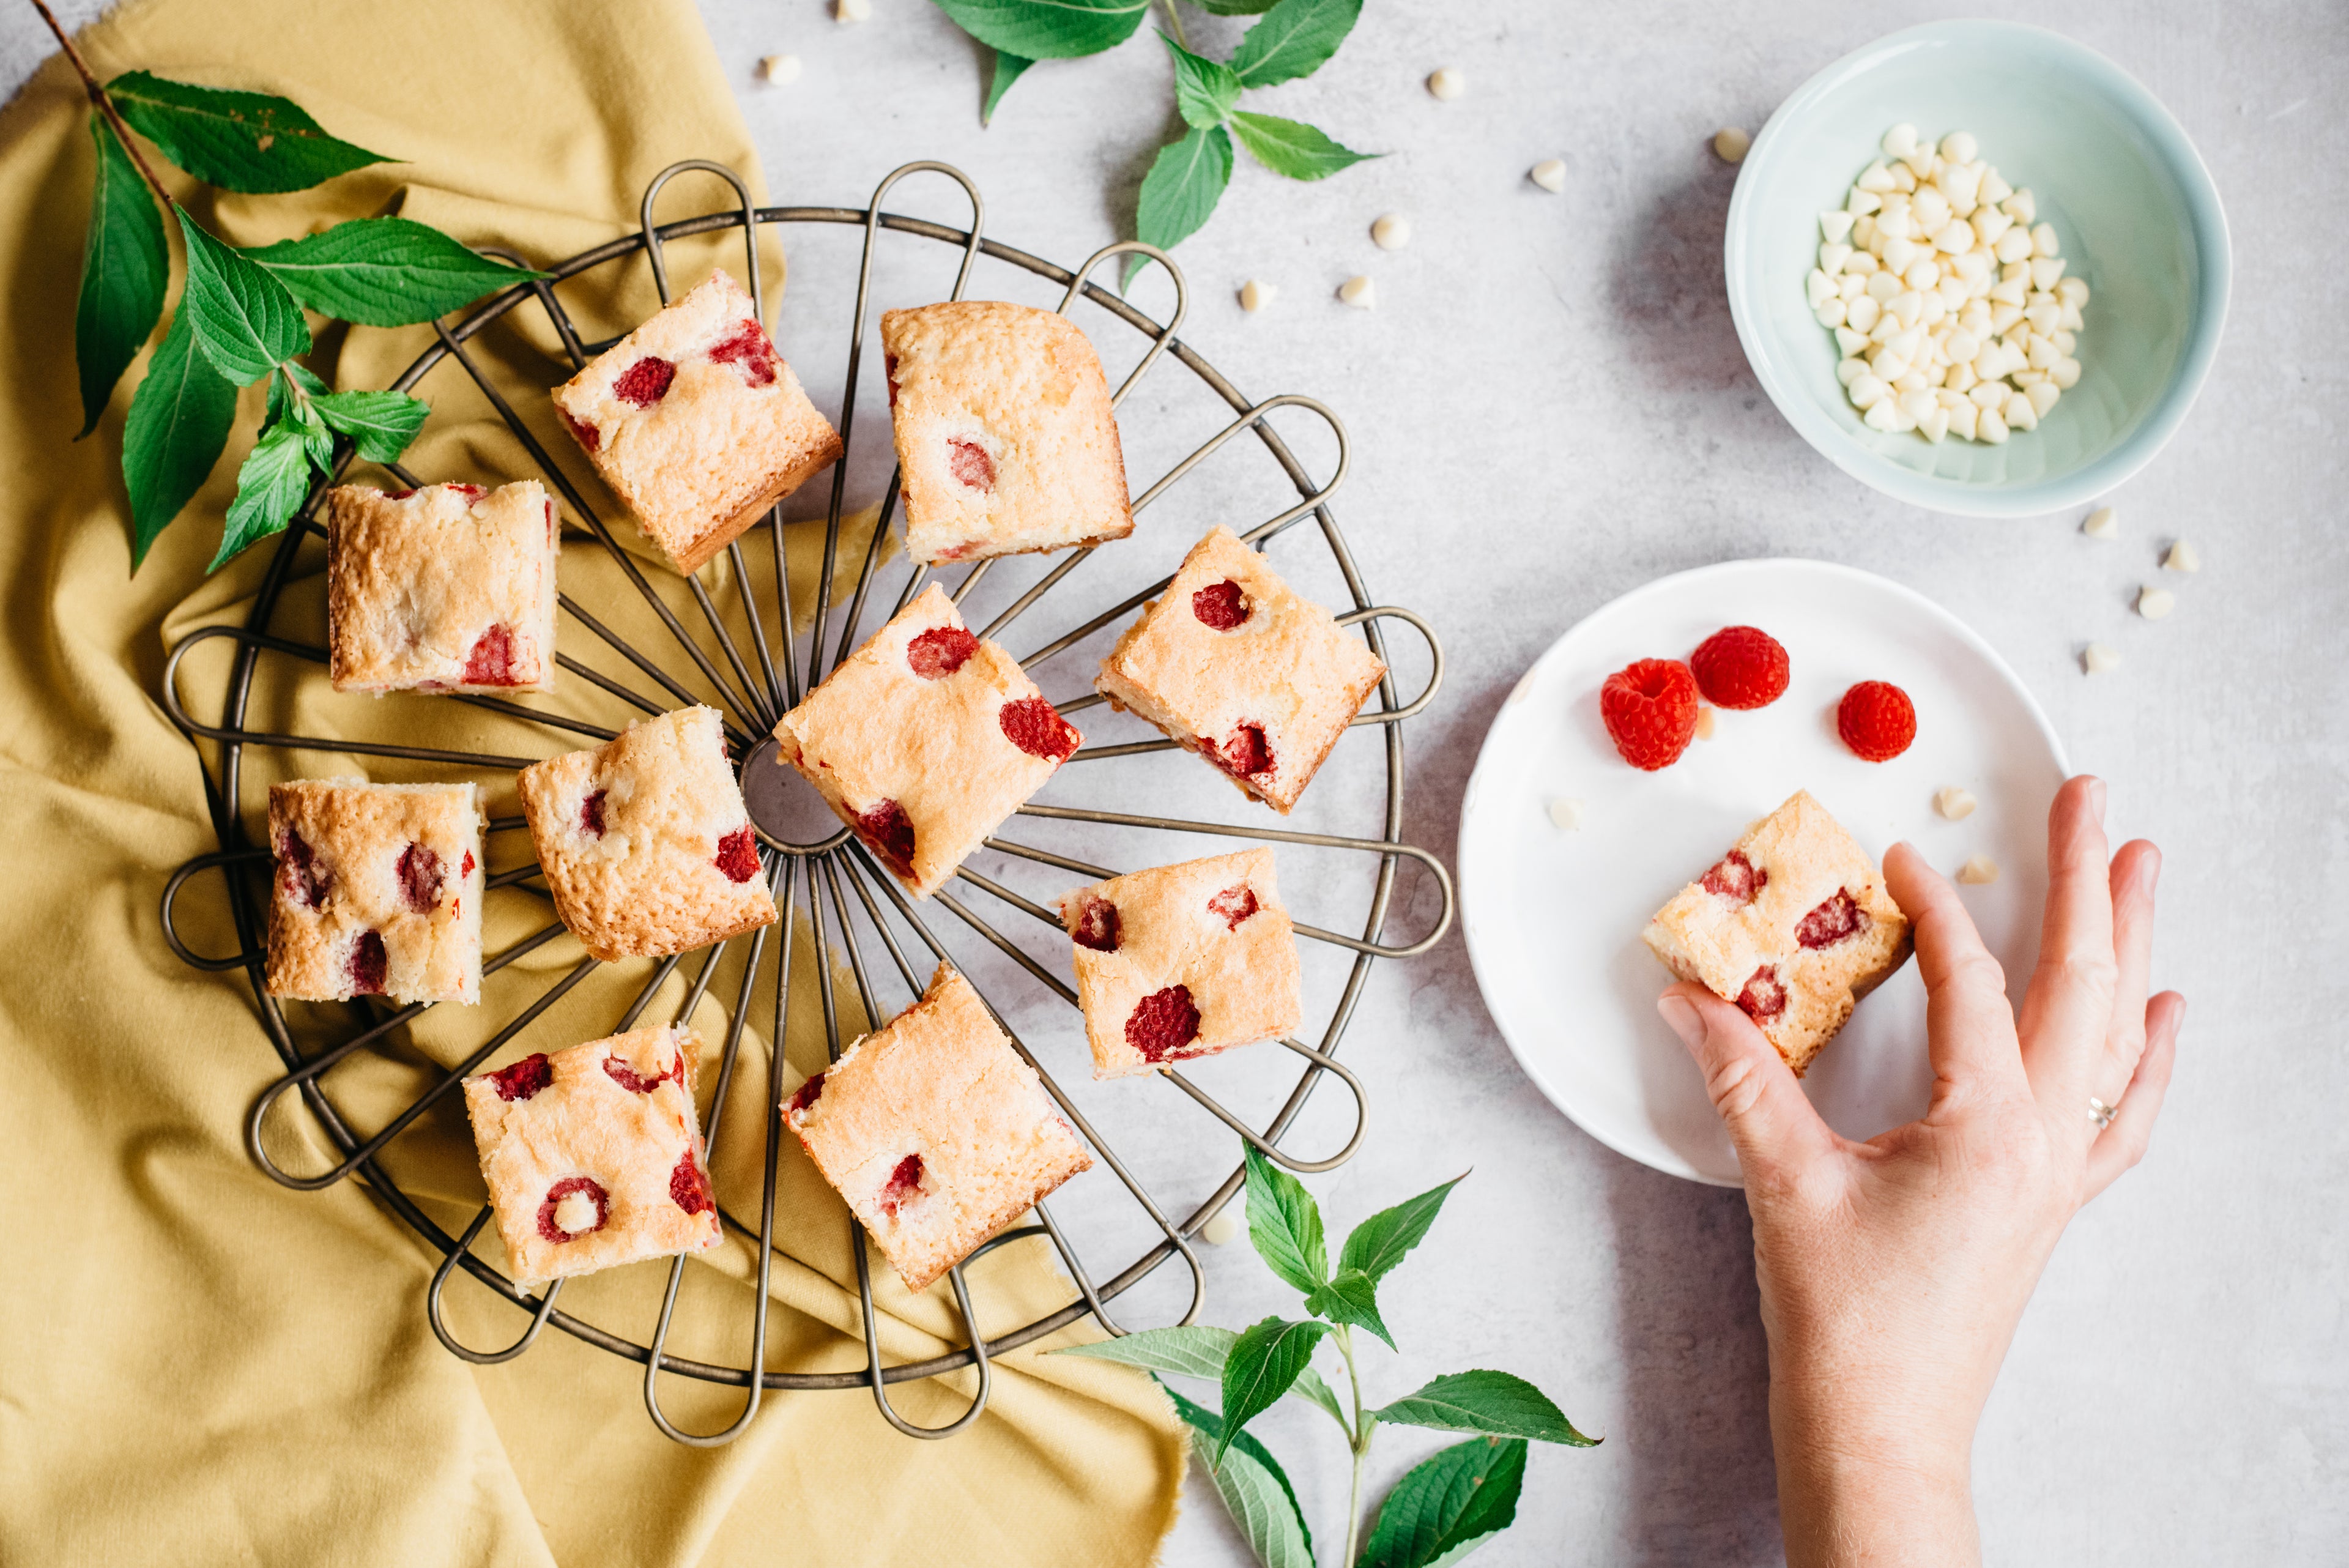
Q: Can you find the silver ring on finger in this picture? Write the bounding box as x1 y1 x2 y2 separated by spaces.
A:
2088 1096 2120 1131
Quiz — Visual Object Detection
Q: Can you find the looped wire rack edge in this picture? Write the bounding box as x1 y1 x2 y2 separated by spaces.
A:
156 158 1453 1445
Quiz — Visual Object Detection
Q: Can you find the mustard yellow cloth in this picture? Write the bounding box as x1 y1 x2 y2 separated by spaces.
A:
0 2 1184 1563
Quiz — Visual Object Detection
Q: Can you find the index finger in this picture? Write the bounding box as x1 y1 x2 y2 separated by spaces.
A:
2018 775 2120 1107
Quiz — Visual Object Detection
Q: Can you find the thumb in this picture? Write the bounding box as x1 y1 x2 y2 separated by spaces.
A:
1658 983 1840 1181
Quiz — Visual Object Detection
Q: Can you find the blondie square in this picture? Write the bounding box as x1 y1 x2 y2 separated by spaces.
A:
784 964 1092 1292
880 300 1132 565
1056 848 1302 1079
770 583 1080 897
461 1025 722 1285
325 480 561 695
1094 526 1387 814
516 706 776 962
1642 790 1914 1076
265 779 486 1005
551 269 842 574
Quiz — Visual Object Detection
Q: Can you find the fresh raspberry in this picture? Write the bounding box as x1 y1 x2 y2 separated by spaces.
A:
560 409 601 453
490 1053 552 1101
1701 849 1764 904
948 437 995 491
1126 985 1201 1062
397 842 444 912
1737 965 1787 1024
1838 681 1917 762
579 789 608 838
707 319 777 386
1192 579 1249 630
1071 894 1121 953
1001 697 1079 762
668 1151 713 1216
1214 723 1274 779
348 931 388 995
1208 885 1260 930
878 1153 924 1218
1690 626 1790 710
1600 658 1699 771
907 625 978 680
462 624 517 686
603 1054 666 1093
1797 890 1869 949
538 1175 609 1242
856 800 916 874
613 356 675 407
278 830 330 910
714 826 760 884
787 1069 826 1118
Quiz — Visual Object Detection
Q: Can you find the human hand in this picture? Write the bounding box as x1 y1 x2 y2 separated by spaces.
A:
1655 776 2184 1568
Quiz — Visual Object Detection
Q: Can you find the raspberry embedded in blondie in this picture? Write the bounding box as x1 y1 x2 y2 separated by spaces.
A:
783 964 1092 1292
551 269 842 575
770 583 1081 897
1641 790 1913 1076
461 1025 722 1285
1094 526 1387 814
1056 847 1303 1080
326 480 561 695
880 300 1133 565
516 706 777 961
265 779 487 1005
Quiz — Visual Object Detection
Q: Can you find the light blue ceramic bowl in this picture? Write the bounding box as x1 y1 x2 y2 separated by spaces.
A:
1724 21 2229 517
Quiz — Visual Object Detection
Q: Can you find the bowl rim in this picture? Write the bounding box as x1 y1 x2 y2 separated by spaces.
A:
1723 18 2232 519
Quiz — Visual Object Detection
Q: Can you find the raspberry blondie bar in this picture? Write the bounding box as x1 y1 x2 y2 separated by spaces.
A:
326 480 560 694
265 779 486 1005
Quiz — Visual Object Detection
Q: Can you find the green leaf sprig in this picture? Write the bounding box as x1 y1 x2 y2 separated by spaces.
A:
1058 1146 1597 1567
34 0 549 571
930 0 1375 280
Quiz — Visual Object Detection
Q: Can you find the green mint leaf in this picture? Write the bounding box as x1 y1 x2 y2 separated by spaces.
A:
75 114 168 439
1230 0 1359 87
1190 0 1280 13
312 389 429 464
210 419 315 571
1217 1315 1332 1463
286 393 334 472
1340 1172 1465 1285
107 70 390 194
1357 1436 1528 1568
174 210 308 384
1135 124 1231 258
267 361 330 428
1158 1379 1315 1562
930 0 1148 59
246 217 544 329
1370 1370 1600 1448
982 50 1033 124
1242 1143 1327 1295
1228 111 1376 180
1301 1266 1393 1350
285 361 330 397
1160 32 1240 128
121 308 234 569
1053 1324 1238 1380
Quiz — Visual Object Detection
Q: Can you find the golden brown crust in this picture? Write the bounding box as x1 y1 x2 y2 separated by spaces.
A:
784 965 1092 1292
516 707 776 961
881 301 1132 565
326 481 560 694
264 779 485 1005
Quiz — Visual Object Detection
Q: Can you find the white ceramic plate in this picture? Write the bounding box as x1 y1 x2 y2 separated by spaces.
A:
1458 559 2068 1186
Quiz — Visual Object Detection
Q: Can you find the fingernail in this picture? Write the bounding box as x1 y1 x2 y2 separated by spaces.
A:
2089 776 2108 822
1657 994 1706 1054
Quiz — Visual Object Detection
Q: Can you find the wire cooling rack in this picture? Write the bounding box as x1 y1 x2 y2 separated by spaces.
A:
157 160 1451 1446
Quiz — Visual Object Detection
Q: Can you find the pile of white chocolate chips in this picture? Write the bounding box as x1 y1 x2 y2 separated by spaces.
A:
1807 124 2088 444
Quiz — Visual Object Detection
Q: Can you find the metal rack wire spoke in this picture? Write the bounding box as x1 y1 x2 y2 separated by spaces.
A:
161 158 1447 1444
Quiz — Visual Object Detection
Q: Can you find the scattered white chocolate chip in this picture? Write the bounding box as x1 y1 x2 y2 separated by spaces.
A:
2137 585 2176 620
2082 641 2121 674
1530 158 1566 193
2082 505 2118 539
2164 538 2201 573
1239 279 1275 313
836 0 870 19
1371 213 1411 250
1935 786 1978 821
554 1191 600 1235
759 53 802 84
1693 705 1717 740
1202 1208 1244 1246
1337 275 1376 309
1546 797 1584 831
1427 67 1464 101
1956 853 2000 885
1714 127 1751 164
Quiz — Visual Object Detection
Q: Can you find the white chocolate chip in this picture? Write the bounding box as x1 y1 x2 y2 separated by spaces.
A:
554 1191 599 1235
1203 1208 1244 1246
1693 705 1716 740
1371 213 1411 250
2082 641 2121 674
1531 159 1567 193
2164 538 2202 573
1882 123 1919 158
1956 853 2000 885
2082 505 2118 539
836 0 870 18
759 53 802 84
2137 585 2176 620
1337 275 1376 309
1239 279 1275 313
1546 797 1584 831
1819 207 1854 242
1715 127 1751 163
1427 67 1464 100
1935 786 1978 821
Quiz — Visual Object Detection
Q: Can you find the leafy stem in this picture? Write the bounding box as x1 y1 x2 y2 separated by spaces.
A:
1160 0 1190 51
26 0 172 209
1337 1323 1370 1567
